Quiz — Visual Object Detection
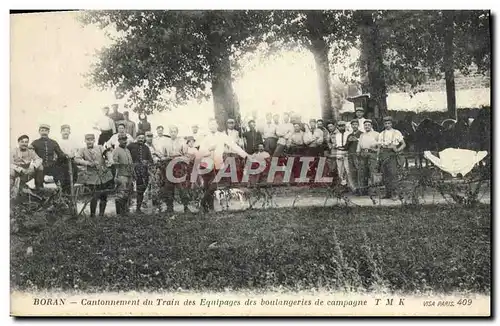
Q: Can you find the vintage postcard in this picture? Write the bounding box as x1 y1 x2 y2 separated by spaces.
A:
10 9 491 317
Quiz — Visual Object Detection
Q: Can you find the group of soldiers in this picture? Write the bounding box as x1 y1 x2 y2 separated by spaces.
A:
11 104 408 217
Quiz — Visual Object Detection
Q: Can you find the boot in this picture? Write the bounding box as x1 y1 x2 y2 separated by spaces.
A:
90 199 97 217
115 199 122 215
98 201 107 217
136 193 144 213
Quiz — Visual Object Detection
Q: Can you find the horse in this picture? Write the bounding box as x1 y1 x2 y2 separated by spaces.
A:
394 114 418 168
414 118 445 168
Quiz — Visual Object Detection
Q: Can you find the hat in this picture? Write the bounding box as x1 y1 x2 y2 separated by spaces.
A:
39 124 50 130
118 134 128 140
227 119 235 123
350 119 359 125
364 119 373 124
185 135 195 142
355 107 365 112
60 124 70 131
145 131 154 137
136 131 145 137
337 121 346 126
84 134 95 140
309 118 317 123
17 134 29 142
383 116 393 122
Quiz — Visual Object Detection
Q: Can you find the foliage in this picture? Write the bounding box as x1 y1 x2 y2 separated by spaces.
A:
335 10 490 94
11 205 490 293
80 10 274 114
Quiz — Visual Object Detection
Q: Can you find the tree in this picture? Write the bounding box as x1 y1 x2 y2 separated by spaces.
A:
81 10 272 129
265 10 356 122
343 10 490 118
378 10 490 117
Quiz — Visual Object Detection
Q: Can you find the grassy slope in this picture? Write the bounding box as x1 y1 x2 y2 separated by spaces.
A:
10 204 491 294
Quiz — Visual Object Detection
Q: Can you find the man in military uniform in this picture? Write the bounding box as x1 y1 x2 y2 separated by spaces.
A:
356 120 379 195
112 134 134 215
378 116 406 199
11 135 43 192
30 124 68 191
127 132 153 213
74 134 114 217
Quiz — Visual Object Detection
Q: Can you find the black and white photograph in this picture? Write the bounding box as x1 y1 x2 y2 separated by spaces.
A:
9 9 491 316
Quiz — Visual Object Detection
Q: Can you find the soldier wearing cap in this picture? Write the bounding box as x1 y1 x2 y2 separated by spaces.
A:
332 121 353 188
350 107 368 133
242 119 263 155
11 135 43 192
306 118 324 157
274 112 294 157
378 116 406 199
356 119 380 195
144 130 162 211
74 133 114 217
109 103 125 130
105 122 134 149
112 133 135 215
224 118 244 156
30 124 68 191
190 124 204 149
127 132 153 213
121 111 137 138
162 125 191 213
260 113 278 154
94 106 116 145
58 124 80 186
345 119 363 193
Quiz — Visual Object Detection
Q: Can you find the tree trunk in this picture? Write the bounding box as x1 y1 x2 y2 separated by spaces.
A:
210 51 240 130
443 11 457 120
358 11 388 118
206 23 240 131
306 11 336 122
311 40 336 122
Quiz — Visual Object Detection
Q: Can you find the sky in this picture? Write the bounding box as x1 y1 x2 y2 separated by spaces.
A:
10 11 330 147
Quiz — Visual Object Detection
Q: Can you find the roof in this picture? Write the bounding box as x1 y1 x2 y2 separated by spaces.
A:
346 93 371 102
387 88 490 112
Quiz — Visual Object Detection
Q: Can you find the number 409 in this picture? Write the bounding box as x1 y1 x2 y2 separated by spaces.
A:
457 299 472 305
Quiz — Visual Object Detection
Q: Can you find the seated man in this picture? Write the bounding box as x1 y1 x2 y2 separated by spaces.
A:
30 124 68 191
11 134 43 192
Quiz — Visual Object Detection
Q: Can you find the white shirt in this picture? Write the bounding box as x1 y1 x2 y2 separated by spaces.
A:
225 129 244 153
94 115 116 132
105 133 134 149
191 132 205 148
260 122 277 139
57 137 81 157
378 129 404 147
348 118 368 133
276 122 294 145
163 137 187 157
152 136 170 156
197 131 247 170
334 131 351 150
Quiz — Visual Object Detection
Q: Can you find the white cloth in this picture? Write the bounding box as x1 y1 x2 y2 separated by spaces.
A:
152 136 170 156
378 129 404 147
261 122 277 139
276 122 294 145
105 133 134 149
197 131 247 170
95 116 116 132
423 148 488 177
57 137 81 157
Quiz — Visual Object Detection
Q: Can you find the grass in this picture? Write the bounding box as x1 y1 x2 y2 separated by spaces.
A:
10 204 491 294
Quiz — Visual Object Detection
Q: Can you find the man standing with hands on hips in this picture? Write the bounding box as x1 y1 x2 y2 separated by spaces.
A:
378 116 406 199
